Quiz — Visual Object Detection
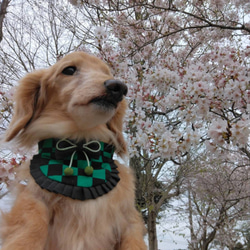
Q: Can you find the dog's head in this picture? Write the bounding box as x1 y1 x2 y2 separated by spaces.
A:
5 52 128 155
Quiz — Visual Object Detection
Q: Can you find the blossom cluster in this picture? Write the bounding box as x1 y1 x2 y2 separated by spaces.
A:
89 2 250 161
118 45 250 160
0 155 26 185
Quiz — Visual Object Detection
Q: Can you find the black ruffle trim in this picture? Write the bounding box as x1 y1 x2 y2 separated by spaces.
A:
30 159 120 201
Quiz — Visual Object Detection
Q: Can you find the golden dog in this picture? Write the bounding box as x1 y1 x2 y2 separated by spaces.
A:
1 52 147 250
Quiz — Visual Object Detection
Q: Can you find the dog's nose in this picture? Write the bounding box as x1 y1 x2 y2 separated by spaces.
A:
104 79 128 99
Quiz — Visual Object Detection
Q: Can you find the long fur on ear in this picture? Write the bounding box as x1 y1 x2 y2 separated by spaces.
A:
107 100 128 156
5 69 47 142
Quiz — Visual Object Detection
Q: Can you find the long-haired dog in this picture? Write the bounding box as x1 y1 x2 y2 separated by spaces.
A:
1 52 147 250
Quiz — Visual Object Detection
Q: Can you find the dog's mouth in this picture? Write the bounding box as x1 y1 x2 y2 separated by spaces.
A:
89 95 120 109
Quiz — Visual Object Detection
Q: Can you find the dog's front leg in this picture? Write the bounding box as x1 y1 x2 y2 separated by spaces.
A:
118 210 147 250
1 188 49 250
119 228 148 250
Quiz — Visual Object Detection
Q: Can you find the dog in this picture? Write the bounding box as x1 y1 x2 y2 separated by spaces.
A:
0 51 147 250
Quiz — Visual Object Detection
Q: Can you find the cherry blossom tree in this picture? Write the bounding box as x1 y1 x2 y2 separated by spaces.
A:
1 0 250 249
182 151 250 250
70 1 250 248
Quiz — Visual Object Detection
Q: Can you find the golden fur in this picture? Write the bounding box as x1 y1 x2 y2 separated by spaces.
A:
1 52 147 250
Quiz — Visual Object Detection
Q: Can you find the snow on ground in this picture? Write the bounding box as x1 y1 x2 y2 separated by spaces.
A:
0 192 188 250
157 223 188 250
157 206 189 250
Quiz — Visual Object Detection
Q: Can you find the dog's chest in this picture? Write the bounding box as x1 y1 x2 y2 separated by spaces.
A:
44 196 122 250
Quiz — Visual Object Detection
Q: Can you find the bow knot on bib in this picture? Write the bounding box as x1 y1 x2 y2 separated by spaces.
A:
55 139 101 162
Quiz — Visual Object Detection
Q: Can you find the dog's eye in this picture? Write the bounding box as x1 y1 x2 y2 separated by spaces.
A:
62 66 77 75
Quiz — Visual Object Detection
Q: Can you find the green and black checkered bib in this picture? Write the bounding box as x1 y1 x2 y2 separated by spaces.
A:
30 138 120 200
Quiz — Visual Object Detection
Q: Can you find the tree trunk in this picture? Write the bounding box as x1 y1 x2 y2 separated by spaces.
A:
202 229 216 250
147 208 158 250
0 0 11 42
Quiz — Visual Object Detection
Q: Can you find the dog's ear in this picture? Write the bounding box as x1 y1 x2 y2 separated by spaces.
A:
107 100 127 156
5 69 47 142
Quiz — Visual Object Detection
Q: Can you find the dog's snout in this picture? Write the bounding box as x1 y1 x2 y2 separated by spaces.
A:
104 79 128 98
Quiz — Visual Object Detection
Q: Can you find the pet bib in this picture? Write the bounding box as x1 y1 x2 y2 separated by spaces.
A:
30 138 120 200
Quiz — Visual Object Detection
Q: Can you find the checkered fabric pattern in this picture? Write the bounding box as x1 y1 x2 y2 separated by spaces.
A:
30 138 120 201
